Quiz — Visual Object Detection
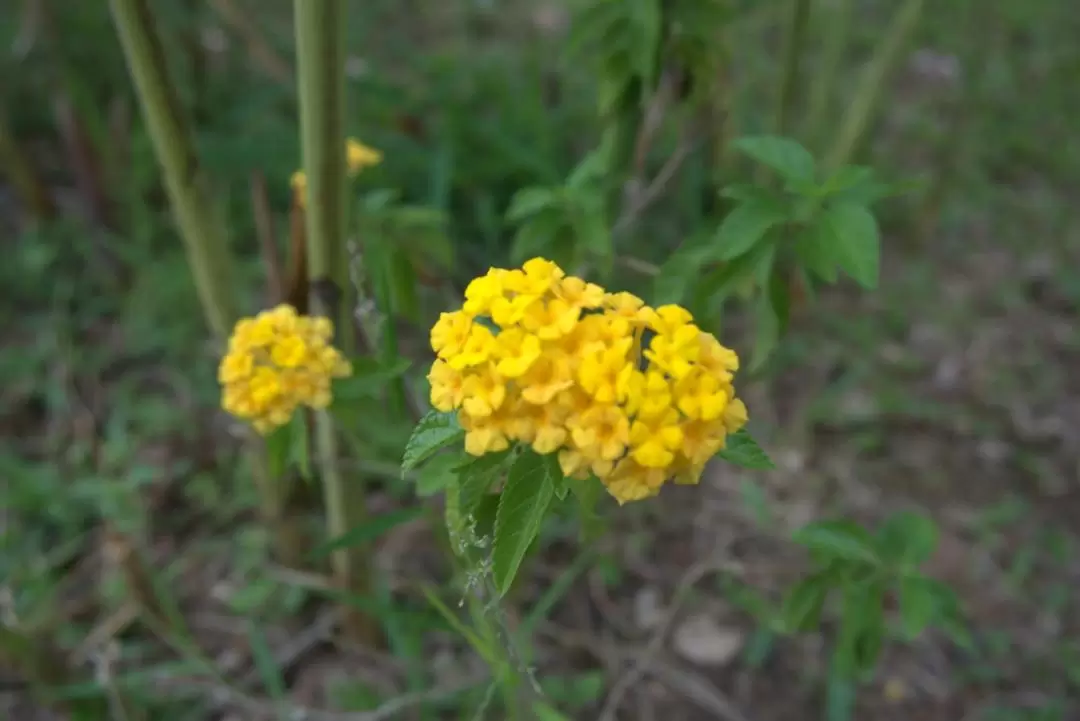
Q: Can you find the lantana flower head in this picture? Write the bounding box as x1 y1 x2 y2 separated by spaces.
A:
427 257 749 504
219 304 352 434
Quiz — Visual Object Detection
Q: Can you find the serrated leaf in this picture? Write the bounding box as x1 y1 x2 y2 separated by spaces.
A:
311 508 424 559
793 520 879 566
733 135 816 184
401 411 463 474
415 452 463 497
782 571 832 632
458 449 514 519
714 200 788 261
718 429 775 469
492 451 557 596
817 202 880 289
875 511 937 568
898 576 937 640
506 187 557 222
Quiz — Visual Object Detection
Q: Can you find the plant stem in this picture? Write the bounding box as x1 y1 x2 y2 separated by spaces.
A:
824 0 927 172
109 0 300 567
294 0 378 646
108 0 236 338
775 0 812 136
805 0 854 151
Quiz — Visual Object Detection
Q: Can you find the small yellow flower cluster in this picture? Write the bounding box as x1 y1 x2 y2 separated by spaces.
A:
291 138 382 209
426 258 749 504
219 304 352 434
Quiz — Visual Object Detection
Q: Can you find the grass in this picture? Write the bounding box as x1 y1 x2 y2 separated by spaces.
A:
2 1 1080 720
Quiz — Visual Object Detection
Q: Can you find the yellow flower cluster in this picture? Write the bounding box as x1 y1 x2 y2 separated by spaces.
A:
219 304 352 434
291 138 382 209
426 258 749 504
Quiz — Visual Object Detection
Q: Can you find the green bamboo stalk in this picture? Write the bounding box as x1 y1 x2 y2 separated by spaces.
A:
108 0 235 338
805 0 854 150
294 0 379 646
823 0 927 172
109 0 301 568
775 0 813 135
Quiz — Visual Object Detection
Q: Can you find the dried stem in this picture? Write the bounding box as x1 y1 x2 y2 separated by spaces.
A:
294 0 378 646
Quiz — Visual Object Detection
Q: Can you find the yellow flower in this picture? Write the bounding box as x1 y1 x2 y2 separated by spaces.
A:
424 257 749 503
431 310 473 360
461 365 507 417
346 138 382 174
447 324 496 370
428 359 466 412
218 304 351 434
495 328 542 378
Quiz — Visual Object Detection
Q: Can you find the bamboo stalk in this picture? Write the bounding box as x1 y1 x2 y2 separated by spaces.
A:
293 0 379 646
108 0 236 338
109 0 302 568
823 0 927 172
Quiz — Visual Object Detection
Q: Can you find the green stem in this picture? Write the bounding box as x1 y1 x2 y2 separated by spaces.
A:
823 0 926 171
294 0 377 646
805 0 854 150
775 0 812 136
108 0 236 338
110 0 300 568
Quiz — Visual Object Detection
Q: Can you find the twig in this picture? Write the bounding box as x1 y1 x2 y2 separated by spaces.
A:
647 661 753 721
597 559 728 721
612 132 701 240
250 170 284 303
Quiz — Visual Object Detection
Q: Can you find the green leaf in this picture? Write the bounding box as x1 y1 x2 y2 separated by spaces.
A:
506 186 557 222
511 209 564 264
717 429 775 469
653 229 717 306
714 200 788 261
247 623 288 712
265 421 292 480
333 357 413 402
782 571 831 632
898 576 937 640
733 135 816 184
472 493 501 542
847 579 887 674
265 413 308 480
533 702 572 721
719 183 778 205
689 239 777 315
415 452 463 497
817 202 881 289
311 508 424 559
792 520 879 566
458 449 514 519
875 511 937 568
401 410 463 475
492 450 557 596
570 198 612 272
794 220 839 283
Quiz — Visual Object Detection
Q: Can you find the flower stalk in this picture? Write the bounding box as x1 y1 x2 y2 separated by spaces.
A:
293 0 379 645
